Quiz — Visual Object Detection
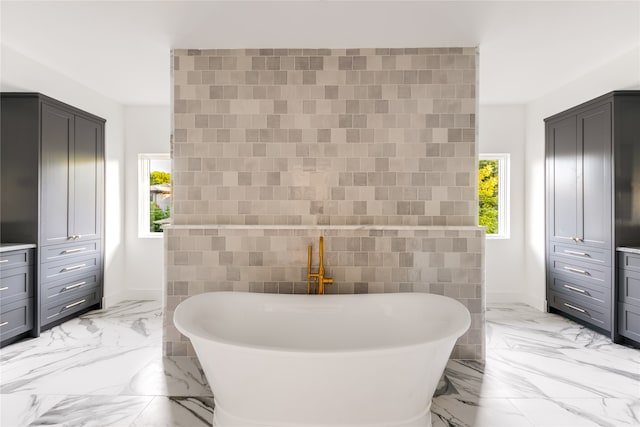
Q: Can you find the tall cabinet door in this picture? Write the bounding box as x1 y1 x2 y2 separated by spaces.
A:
547 115 578 243
578 103 612 249
72 116 104 242
40 103 74 246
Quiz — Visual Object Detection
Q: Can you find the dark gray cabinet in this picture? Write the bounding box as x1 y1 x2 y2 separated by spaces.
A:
0 246 36 346
40 105 103 245
70 115 103 242
1 93 105 335
545 91 640 341
578 103 612 249
616 249 640 345
547 114 579 244
547 103 612 249
40 104 75 246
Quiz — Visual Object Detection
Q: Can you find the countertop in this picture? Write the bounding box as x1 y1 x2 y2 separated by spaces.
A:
0 243 37 253
616 246 640 254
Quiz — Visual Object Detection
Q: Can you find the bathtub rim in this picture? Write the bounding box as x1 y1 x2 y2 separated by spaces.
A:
173 291 471 356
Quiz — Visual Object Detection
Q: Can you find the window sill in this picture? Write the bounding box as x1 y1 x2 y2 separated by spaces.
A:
138 233 165 239
486 234 510 240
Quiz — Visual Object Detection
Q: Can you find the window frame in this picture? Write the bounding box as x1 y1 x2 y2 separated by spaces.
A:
479 153 510 239
138 153 171 238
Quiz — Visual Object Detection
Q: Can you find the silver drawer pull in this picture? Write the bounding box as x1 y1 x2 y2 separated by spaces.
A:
0 321 8 327
563 266 588 275
564 303 586 313
0 287 8 291
62 282 86 291
563 284 588 294
61 264 86 272
563 250 588 257
0 260 8 263
62 248 86 254
64 299 86 310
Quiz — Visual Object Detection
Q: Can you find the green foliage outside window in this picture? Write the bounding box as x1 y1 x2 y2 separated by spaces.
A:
149 170 171 232
150 202 170 232
478 160 499 234
150 171 171 185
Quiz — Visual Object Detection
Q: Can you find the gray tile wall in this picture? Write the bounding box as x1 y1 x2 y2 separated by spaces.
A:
171 47 477 226
165 226 484 359
167 47 484 360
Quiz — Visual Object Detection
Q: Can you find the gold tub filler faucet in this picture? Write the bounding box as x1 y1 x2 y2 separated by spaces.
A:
307 236 333 294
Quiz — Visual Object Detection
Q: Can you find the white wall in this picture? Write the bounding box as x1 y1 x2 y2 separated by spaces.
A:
123 106 171 301
523 46 640 310
479 105 526 303
1 44 127 306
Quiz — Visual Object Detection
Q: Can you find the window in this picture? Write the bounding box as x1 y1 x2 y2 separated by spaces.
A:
138 153 171 237
478 153 510 239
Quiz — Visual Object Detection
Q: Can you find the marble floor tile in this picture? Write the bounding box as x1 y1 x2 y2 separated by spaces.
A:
1 345 159 395
509 398 640 427
486 304 611 351
1 299 639 427
0 394 65 427
130 396 214 427
551 399 640 426
123 356 213 396
442 358 568 400
582 340 640 363
487 348 640 399
1 301 162 354
27 395 152 427
431 396 534 427
2 347 212 397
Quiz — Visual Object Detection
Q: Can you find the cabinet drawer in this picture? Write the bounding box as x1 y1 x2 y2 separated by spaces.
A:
41 240 99 262
618 302 640 343
0 298 33 342
42 271 100 303
617 268 640 307
618 251 640 273
0 249 33 271
549 290 611 332
41 288 101 325
549 256 611 288
550 242 610 266
549 273 610 309
41 254 100 283
0 266 33 306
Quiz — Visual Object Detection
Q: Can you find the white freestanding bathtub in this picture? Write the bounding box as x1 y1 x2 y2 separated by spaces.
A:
174 291 470 427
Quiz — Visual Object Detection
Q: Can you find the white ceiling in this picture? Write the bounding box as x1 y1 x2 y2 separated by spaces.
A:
2 1 639 106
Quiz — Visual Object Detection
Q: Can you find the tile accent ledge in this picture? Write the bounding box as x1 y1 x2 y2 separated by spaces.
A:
164 225 485 231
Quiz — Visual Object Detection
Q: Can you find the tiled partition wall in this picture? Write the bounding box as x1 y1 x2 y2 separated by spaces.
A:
165 225 484 359
166 47 484 359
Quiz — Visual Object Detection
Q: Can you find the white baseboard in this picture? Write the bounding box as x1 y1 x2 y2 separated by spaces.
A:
121 289 163 302
485 292 523 304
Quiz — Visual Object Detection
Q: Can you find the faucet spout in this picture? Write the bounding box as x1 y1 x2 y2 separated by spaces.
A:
319 236 325 276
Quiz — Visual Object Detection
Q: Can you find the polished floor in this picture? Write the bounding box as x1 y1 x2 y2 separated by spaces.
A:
0 300 638 426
